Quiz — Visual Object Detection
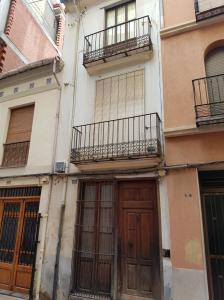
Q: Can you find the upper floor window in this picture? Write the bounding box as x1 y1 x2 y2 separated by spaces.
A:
2 105 34 167
195 0 224 21
106 1 136 44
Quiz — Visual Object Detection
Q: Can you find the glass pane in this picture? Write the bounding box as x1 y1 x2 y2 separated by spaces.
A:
128 2 136 20
106 10 115 27
117 6 125 24
117 23 126 42
0 203 20 263
80 184 96 257
18 202 39 266
106 10 116 45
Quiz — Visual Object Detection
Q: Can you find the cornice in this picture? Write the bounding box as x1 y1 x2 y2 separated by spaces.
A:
160 14 224 39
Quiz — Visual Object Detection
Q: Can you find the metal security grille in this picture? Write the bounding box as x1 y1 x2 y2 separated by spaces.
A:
72 182 115 299
202 193 224 300
0 187 41 198
0 187 41 294
2 141 30 167
19 201 40 266
0 203 20 263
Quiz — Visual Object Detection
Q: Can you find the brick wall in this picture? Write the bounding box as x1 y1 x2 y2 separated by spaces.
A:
2 0 63 72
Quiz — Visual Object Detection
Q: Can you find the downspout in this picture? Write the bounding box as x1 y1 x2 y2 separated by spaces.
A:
52 10 81 300
34 58 62 300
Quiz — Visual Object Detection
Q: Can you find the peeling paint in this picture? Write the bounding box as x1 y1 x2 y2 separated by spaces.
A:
185 239 202 265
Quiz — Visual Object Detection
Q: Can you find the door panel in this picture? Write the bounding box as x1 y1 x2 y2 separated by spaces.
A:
74 182 114 298
119 181 160 299
202 193 224 300
0 198 39 294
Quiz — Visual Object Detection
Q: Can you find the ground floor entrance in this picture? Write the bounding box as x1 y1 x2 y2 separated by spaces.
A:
0 187 41 294
72 179 161 300
200 171 224 300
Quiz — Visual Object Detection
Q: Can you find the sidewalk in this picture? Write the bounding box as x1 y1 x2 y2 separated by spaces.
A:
0 290 28 300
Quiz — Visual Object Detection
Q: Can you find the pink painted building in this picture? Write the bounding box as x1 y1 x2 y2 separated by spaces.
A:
161 1 224 300
0 0 65 73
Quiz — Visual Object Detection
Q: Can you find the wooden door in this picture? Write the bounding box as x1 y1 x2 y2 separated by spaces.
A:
202 192 224 300
73 182 115 298
0 198 39 294
118 180 160 300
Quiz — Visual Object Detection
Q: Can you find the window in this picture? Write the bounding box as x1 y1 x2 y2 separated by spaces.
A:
2 105 34 167
106 1 136 45
205 47 224 115
95 69 144 122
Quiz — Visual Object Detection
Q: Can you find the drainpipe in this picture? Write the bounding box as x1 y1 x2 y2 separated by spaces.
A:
34 58 62 300
52 10 81 300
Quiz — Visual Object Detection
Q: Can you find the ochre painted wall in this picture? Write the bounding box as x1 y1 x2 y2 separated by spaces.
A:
163 0 195 27
167 168 204 269
162 22 224 130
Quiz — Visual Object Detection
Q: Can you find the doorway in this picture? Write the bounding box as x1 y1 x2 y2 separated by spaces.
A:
200 171 224 300
72 179 161 300
0 188 40 294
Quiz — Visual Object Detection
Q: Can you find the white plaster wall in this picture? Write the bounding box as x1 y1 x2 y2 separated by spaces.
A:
0 81 60 176
74 0 163 126
173 268 209 300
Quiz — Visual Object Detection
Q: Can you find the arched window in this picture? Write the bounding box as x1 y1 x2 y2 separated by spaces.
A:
205 47 224 115
205 47 224 77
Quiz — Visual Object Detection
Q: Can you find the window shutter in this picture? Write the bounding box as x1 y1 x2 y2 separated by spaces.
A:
205 47 224 77
6 105 34 144
94 70 144 122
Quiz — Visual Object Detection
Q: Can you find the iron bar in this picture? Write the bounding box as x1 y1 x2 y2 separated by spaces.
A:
2 141 30 167
71 113 161 163
193 74 224 126
83 16 152 66
195 0 224 21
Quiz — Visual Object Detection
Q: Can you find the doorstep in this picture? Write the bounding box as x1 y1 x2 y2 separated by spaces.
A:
0 290 28 300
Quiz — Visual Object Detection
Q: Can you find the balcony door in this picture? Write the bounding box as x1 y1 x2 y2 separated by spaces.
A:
205 47 224 117
106 1 136 46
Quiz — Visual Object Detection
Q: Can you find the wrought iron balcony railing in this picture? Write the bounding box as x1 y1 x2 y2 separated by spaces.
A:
83 16 152 67
2 141 30 167
193 74 224 126
71 113 161 164
195 0 224 21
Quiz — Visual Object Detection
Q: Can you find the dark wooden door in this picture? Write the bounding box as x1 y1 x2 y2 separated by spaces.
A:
73 182 115 298
202 193 224 300
0 198 39 294
118 180 160 300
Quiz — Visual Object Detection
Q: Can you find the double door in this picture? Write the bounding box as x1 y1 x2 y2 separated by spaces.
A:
73 180 160 300
0 198 39 294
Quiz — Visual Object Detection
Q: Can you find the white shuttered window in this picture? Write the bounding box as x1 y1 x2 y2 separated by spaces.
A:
94 69 144 122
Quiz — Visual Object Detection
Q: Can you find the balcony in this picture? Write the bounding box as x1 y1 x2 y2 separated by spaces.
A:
1 141 30 167
193 74 224 126
71 113 161 170
195 0 224 21
83 16 152 75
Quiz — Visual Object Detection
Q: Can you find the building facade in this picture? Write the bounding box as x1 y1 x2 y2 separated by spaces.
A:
0 0 64 73
0 0 66 299
39 0 172 300
161 0 224 300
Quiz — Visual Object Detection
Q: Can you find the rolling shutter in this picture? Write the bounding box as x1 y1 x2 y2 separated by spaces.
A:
6 105 34 143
